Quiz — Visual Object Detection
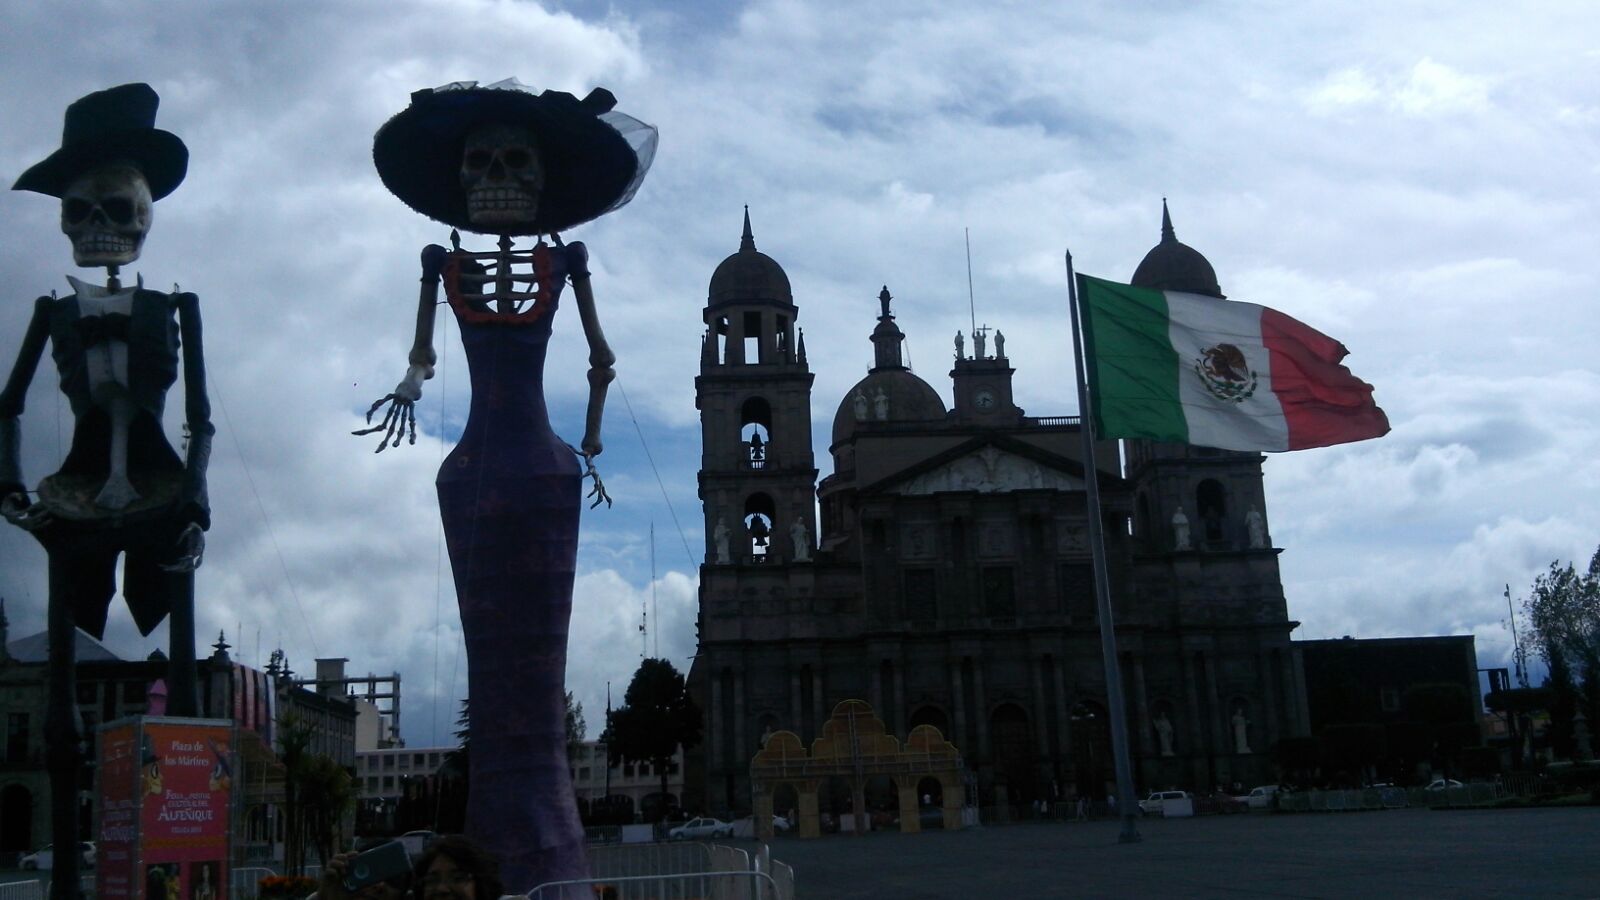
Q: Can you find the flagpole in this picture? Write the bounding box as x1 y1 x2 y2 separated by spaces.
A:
1065 249 1142 844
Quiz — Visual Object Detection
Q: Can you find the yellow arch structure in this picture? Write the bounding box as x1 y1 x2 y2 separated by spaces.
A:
749 699 966 840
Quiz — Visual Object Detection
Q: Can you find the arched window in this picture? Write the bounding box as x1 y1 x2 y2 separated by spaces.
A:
908 705 950 736
740 396 773 469
1197 479 1227 543
744 493 776 559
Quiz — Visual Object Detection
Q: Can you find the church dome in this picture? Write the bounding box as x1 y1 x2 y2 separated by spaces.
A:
831 369 947 445
1131 201 1224 299
708 208 792 306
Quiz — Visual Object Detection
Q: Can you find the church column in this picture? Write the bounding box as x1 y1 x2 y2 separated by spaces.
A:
871 661 884 716
733 670 747 760
726 311 746 365
1183 651 1205 754
1031 656 1050 757
1259 650 1280 747
812 667 826 733
1051 655 1071 767
1277 650 1300 737
949 660 968 756
893 656 907 738
1203 651 1228 784
973 657 991 760
710 673 725 772
1131 653 1153 756
790 668 803 738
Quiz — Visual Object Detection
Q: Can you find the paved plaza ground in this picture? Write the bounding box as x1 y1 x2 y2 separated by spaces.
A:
769 807 1600 898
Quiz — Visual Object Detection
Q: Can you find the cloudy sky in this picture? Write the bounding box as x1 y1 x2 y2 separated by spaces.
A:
1 1 1595 746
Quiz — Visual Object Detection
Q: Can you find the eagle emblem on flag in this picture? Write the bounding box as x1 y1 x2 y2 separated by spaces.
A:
1194 343 1258 403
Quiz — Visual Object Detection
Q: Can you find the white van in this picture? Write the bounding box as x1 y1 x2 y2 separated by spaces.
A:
1245 785 1279 809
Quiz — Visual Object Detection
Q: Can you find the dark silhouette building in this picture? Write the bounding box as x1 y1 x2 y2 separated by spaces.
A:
687 207 1310 815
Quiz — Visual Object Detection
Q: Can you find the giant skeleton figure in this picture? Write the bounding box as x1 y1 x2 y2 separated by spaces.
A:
0 84 211 900
357 80 654 893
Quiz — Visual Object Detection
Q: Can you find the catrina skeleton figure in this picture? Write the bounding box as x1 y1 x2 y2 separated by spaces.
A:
359 80 655 892
1 83 212 900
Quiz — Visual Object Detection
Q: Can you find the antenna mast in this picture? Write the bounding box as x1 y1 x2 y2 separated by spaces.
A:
964 228 978 335
651 522 659 658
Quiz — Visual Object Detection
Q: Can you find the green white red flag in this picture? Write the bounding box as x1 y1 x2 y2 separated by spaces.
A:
1075 274 1389 451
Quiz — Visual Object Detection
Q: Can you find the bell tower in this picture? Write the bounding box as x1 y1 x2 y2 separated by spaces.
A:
695 209 818 563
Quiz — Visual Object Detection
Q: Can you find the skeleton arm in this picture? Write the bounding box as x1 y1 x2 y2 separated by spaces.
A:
163 291 214 571
567 242 613 458
356 244 446 451
0 297 52 528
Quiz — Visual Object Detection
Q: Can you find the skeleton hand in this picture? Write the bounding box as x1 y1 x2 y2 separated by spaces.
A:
352 366 426 453
582 451 612 509
1 491 52 532
160 522 206 573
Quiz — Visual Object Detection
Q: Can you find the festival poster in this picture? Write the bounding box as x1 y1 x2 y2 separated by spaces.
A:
139 720 234 900
97 722 140 900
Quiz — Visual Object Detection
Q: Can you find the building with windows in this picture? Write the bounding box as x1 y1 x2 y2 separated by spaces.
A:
568 740 685 815
687 208 1310 816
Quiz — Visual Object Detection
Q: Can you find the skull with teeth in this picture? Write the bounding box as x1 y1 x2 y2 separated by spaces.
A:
61 163 153 267
460 124 544 229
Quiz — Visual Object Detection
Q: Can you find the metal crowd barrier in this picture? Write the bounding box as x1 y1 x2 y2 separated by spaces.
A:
526 870 783 899
230 866 276 900
589 841 715 878
0 881 44 900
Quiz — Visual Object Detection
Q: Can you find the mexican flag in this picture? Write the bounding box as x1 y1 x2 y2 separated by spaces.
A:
1075 274 1389 451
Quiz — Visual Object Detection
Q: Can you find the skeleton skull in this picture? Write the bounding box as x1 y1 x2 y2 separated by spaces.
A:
61 164 153 267
460 124 543 229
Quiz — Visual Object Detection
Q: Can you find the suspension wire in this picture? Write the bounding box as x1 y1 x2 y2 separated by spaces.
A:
208 370 319 656
616 378 698 569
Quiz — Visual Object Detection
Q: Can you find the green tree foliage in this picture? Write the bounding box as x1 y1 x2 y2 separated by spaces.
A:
606 658 703 817
1520 546 1600 757
275 714 352 872
566 690 586 763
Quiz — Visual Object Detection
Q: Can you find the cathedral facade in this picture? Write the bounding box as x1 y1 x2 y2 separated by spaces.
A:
686 208 1310 815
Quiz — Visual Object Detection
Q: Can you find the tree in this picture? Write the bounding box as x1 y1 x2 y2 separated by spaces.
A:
565 690 587 763
1520 547 1600 757
606 658 703 818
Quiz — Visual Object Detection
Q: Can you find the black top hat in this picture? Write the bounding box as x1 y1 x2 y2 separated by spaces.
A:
13 83 189 201
373 79 657 236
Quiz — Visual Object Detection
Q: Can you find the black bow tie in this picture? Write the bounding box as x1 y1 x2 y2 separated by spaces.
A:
77 312 131 347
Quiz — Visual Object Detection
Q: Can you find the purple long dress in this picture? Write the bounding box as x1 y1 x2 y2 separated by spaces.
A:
436 242 588 891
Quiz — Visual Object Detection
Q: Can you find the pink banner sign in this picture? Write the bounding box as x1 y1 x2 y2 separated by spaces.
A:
139 721 233 900
97 723 140 900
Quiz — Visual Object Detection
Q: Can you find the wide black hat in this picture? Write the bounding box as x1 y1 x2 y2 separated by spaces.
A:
373 79 657 236
13 83 189 200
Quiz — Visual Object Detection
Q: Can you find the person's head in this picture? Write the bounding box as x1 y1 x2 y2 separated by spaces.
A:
413 836 502 900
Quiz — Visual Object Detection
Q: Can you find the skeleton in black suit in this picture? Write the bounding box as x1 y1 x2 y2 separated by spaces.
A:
0 84 211 900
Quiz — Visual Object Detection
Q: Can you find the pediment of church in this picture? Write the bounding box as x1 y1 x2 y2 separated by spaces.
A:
886 445 1085 496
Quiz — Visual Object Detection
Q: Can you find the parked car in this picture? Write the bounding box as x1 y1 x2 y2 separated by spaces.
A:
20 842 95 870
669 816 733 840
1244 785 1279 809
1424 779 1464 791
1139 790 1190 815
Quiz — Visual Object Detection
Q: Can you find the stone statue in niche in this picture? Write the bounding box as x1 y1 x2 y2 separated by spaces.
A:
713 517 730 564
790 516 810 561
873 388 889 420
853 390 868 421
1172 506 1191 550
1154 711 1176 757
1232 707 1252 754
1246 506 1267 548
